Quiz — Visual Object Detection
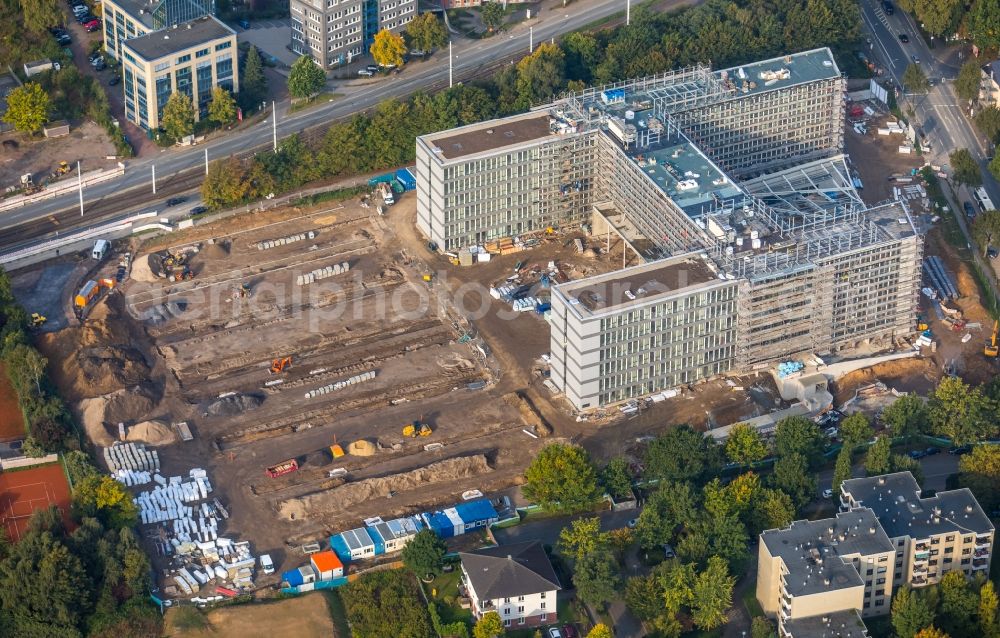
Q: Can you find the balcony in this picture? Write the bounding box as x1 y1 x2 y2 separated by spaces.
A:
911 576 928 586
976 548 991 558
973 558 990 570
913 551 929 562
915 541 930 552
976 536 993 549
912 564 927 575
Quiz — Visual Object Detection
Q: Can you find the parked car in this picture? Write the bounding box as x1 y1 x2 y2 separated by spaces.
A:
988 246 999 259
898 33 909 43
949 445 972 455
238 18 250 29
366 64 378 72
909 449 926 459
357 69 373 77
259 554 274 574
72 4 88 15
85 20 101 32
662 543 676 558
562 626 578 638
56 33 71 45
883 0 894 14
108 76 119 86
911 54 920 64
964 201 976 218
165 196 187 207
925 447 941 456
548 629 563 638
822 489 834 498
824 427 839 439
189 205 208 215
76 13 96 23
626 518 638 529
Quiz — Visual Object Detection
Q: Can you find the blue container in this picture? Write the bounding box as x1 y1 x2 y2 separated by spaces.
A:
282 568 305 587
395 168 417 191
454 499 499 530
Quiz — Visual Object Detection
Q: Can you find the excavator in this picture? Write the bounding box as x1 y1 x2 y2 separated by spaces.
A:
232 283 252 299
986 320 999 358
402 420 432 437
29 313 46 330
269 356 292 374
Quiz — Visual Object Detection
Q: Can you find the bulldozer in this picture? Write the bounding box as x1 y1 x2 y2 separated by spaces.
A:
52 161 71 178
269 356 292 374
986 320 999 358
402 421 432 437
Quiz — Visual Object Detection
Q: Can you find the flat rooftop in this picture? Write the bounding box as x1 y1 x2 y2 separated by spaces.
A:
782 610 869 638
841 472 994 539
557 253 720 315
761 508 893 598
716 48 840 97
123 16 233 61
633 141 742 216
864 202 918 240
109 0 157 27
425 113 556 160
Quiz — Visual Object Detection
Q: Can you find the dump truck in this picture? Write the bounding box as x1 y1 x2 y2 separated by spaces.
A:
265 459 298 478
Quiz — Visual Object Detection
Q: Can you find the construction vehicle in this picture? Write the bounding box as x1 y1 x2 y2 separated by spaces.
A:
29 313 46 330
165 264 194 282
20 173 41 195
74 278 115 320
265 459 298 478
232 282 252 299
269 356 292 374
162 250 188 268
402 421 432 437
986 320 999 358
51 161 71 179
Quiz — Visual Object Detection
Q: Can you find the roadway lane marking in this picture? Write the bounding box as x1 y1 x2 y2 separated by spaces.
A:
862 9 898 71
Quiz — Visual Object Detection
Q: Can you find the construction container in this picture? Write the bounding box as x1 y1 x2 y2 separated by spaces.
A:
454 499 499 531
367 516 423 553
330 527 376 562
395 167 416 191
281 564 316 587
310 550 344 580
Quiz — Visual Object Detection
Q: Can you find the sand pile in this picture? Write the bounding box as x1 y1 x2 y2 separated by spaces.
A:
279 454 492 520
131 254 161 283
347 439 376 456
204 393 263 417
78 397 114 447
126 420 177 446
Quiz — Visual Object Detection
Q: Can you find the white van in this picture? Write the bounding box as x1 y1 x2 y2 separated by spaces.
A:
92 239 109 260
259 554 275 575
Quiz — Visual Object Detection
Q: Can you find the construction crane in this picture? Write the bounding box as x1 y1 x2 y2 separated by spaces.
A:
986 320 999 358
269 356 292 374
402 420 432 437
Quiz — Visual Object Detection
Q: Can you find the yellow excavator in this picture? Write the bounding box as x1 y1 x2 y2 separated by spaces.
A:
402 420 432 437
986 320 999 358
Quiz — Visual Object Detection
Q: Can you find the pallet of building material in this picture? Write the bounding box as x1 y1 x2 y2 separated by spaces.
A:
304 370 376 399
174 421 194 442
296 261 351 286
104 442 156 473
255 231 316 250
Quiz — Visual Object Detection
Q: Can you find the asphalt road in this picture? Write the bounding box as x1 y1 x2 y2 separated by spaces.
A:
2 0 641 235
818 446 959 493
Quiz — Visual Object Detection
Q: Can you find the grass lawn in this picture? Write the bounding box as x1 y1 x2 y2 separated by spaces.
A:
424 568 474 626
742 586 764 618
290 92 341 113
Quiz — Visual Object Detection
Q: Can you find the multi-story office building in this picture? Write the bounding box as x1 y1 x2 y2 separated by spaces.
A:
120 16 238 130
417 47 923 411
757 472 994 638
840 472 994 589
103 0 215 61
290 0 415 68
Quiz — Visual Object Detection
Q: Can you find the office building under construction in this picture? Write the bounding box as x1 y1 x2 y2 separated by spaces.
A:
414 48 922 411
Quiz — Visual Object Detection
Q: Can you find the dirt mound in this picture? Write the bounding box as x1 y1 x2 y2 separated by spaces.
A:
78 345 150 393
204 393 263 417
126 420 177 446
347 439 376 456
102 384 160 423
131 254 161 283
199 239 230 261
278 454 492 521
78 397 115 447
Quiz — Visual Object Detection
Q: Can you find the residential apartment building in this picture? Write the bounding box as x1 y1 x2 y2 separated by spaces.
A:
459 541 561 629
840 472 994 589
103 0 215 61
757 472 994 638
290 0 415 68
980 60 1000 106
120 16 238 130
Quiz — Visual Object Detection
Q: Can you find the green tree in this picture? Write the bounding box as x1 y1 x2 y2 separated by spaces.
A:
929 376 996 444
634 481 695 549
981 580 999 638
208 87 238 126
21 0 61 35
557 517 607 563
977 107 1000 144
972 210 1000 255
939 570 977 636
63 450 99 486
690 556 735 630
751 616 776 638
2 82 49 133
522 443 601 513
770 453 816 510
160 91 195 141
865 436 892 476
910 0 962 37
472 611 504 638
950 149 983 188
956 60 983 103
72 475 138 529
240 45 267 110
903 63 930 94
748 488 795 534
891 454 925 485
625 573 665 622
288 55 326 100
201 157 251 209
914 627 950 638
725 423 769 466
371 29 407 68
832 446 853 495
892 585 937 638
645 425 721 484
481 2 505 33
960 444 1000 511
839 412 872 448
969 0 1000 50
573 551 621 610
515 42 565 107
404 13 447 52
599 456 633 500
774 416 826 467
882 394 929 438
586 624 613 638
401 529 446 578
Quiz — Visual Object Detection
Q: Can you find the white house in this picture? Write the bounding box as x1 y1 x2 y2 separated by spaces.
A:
459 541 561 629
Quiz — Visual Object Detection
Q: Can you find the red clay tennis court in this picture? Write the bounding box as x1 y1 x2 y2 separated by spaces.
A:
0 462 72 542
